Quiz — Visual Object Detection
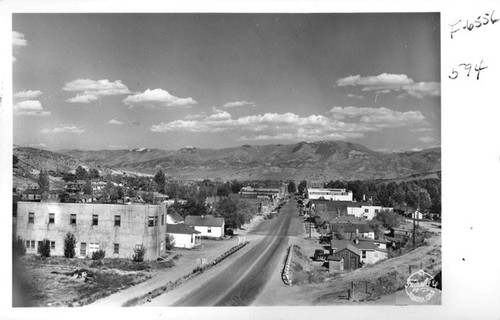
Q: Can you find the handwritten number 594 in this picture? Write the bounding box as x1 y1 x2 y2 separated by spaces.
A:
449 60 487 80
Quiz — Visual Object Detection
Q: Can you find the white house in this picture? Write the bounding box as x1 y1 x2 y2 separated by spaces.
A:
347 204 393 220
166 223 201 249
355 238 388 265
307 188 353 201
184 215 225 238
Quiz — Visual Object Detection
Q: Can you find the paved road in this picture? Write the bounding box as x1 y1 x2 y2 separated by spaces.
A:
170 200 294 306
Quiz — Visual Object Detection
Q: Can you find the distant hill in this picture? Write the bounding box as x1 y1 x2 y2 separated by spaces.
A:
57 141 441 181
13 146 88 189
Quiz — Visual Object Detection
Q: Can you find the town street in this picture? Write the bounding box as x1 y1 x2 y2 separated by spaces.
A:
147 200 297 306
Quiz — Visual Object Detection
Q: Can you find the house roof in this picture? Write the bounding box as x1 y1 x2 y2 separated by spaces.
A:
326 255 344 261
354 239 378 250
331 223 372 234
185 215 224 228
22 188 45 194
330 240 361 256
166 223 200 235
167 212 184 223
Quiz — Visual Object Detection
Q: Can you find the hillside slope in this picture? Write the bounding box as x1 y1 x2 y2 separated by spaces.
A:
58 141 441 181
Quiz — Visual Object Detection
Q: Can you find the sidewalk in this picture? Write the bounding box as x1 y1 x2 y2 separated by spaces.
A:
88 216 263 307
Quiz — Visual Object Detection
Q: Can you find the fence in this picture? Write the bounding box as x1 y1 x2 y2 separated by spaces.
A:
322 263 441 303
281 245 294 285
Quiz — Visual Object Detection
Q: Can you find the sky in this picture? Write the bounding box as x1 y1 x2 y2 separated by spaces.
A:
12 13 440 152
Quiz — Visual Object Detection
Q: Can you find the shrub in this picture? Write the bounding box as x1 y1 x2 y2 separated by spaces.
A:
132 244 146 262
13 237 26 256
92 249 106 260
39 239 51 258
165 235 176 251
64 232 76 258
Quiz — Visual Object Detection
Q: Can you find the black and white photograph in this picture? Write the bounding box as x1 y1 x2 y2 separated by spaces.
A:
2 0 500 319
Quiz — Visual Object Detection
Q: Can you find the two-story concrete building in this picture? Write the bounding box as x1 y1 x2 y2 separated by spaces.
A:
15 202 167 260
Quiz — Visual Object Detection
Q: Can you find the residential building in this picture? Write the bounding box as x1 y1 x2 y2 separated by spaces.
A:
306 188 353 201
326 255 344 272
15 202 167 260
354 238 388 264
329 240 361 270
166 223 201 249
239 186 285 200
184 215 225 238
331 223 375 240
166 212 184 224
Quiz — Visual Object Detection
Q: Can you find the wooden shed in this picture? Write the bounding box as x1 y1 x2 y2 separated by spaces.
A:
327 255 344 272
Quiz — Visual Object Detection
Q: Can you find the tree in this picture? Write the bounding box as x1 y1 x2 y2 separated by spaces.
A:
165 234 176 251
38 239 51 258
89 168 100 179
13 237 26 256
38 170 50 192
132 244 146 262
230 180 244 194
373 209 401 229
368 219 383 239
13 155 19 167
418 189 432 209
75 166 89 181
64 232 76 258
287 181 297 194
153 169 166 193
298 180 307 194
216 197 254 229
216 183 230 197
83 180 93 195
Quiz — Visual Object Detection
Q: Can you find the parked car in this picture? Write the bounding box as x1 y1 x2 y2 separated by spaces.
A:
314 249 327 261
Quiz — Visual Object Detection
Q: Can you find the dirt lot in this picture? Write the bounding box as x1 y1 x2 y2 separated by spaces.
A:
254 216 442 306
12 254 177 307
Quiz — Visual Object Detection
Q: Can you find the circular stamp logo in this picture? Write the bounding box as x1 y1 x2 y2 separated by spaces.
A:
405 270 439 303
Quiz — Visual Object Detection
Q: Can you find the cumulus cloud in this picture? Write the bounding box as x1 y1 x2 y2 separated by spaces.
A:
337 73 413 91
123 88 197 108
400 82 440 99
12 31 28 62
418 136 439 144
151 106 427 142
337 73 440 98
41 124 85 134
108 118 124 125
14 100 51 117
12 31 28 47
347 94 364 99
28 143 47 148
64 79 131 103
14 90 43 99
222 101 255 108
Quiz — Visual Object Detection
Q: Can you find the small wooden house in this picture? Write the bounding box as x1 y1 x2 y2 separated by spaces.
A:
327 255 344 272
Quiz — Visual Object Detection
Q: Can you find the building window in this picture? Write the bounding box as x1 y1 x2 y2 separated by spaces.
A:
114 243 119 254
148 216 155 227
70 214 77 224
160 241 164 251
92 215 98 226
207 227 212 233
89 243 99 253
28 194 34 200
362 250 366 259
154 216 158 226
375 209 379 213
161 214 165 225
25 240 35 249
364 208 369 213
49 213 55 224
114 215 121 227
374 252 379 258
50 241 55 250
28 212 34 223
80 242 87 256
135 244 142 250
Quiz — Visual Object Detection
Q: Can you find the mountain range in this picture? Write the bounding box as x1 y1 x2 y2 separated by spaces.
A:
47 140 441 181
